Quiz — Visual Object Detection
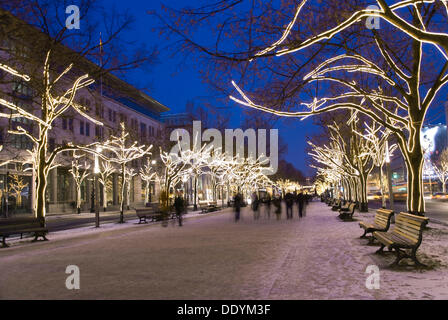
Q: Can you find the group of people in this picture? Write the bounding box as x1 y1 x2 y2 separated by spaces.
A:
232 191 312 222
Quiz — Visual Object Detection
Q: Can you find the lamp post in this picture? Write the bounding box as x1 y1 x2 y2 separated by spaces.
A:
94 147 102 228
385 141 395 216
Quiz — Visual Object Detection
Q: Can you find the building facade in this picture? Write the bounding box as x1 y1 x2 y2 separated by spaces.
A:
0 12 169 217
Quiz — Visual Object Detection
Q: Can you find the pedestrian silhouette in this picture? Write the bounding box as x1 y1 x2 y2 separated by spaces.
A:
251 192 260 220
273 196 282 220
285 192 294 219
174 191 186 226
297 192 305 218
233 192 243 222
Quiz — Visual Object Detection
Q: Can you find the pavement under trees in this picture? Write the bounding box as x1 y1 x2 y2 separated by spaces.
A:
0 202 447 299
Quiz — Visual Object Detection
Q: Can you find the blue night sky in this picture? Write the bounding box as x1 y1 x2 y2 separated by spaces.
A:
108 0 447 177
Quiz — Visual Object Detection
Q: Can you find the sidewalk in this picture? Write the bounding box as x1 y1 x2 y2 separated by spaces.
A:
2 206 232 248
1 201 447 299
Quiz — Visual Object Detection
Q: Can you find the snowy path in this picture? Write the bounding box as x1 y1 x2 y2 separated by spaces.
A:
0 202 447 299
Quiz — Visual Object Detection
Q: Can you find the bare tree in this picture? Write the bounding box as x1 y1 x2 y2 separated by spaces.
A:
99 123 152 223
432 147 448 193
229 1 448 215
69 152 91 214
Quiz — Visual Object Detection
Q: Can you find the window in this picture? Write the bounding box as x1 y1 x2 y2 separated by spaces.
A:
68 118 74 132
80 120 85 135
95 125 103 139
13 81 33 98
80 97 91 113
113 111 116 123
96 103 104 119
62 118 67 130
108 109 112 122
11 135 33 150
86 123 90 137
119 113 127 125
140 123 147 141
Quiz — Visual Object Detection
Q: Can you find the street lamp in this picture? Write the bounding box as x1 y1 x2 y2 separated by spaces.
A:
94 147 102 228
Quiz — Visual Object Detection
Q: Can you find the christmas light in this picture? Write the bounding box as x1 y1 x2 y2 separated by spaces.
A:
0 52 104 218
96 122 152 223
229 1 448 214
69 153 91 214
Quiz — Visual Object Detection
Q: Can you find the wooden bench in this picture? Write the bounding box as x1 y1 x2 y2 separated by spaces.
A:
0 217 48 248
199 201 218 213
135 203 164 224
338 201 350 212
373 212 429 267
359 209 394 243
338 202 356 221
331 199 342 211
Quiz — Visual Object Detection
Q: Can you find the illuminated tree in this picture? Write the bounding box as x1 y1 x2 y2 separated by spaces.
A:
99 123 152 223
354 121 397 208
177 139 212 210
230 1 448 214
98 160 115 212
69 153 91 214
308 113 377 211
432 148 448 193
124 167 138 210
140 158 156 205
158 146 189 210
0 52 102 219
8 174 28 207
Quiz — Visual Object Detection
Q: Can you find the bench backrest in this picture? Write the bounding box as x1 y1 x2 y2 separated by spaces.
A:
374 209 394 229
392 212 429 245
0 217 43 232
348 203 356 213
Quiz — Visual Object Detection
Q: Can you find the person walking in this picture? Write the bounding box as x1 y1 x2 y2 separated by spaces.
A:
233 192 243 222
297 191 305 218
285 192 294 219
174 191 186 226
265 193 272 219
251 192 260 220
273 195 282 220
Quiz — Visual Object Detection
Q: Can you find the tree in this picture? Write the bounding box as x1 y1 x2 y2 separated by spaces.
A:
124 167 137 211
158 146 189 211
140 158 156 205
229 1 448 215
0 52 102 219
354 122 397 208
99 123 152 223
8 173 28 207
98 159 115 212
177 138 212 210
69 152 91 214
308 113 377 211
432 148 448 193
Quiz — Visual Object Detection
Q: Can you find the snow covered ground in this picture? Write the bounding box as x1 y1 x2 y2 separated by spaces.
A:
0 202 447 300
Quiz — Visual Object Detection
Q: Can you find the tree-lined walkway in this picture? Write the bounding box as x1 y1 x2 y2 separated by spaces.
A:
0 202 447 299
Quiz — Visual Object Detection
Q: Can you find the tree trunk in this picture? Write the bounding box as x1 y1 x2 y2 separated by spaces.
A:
119 165 126 223
193 176 198 211
359 172 368 212
379 165 386 208
35 140 48 222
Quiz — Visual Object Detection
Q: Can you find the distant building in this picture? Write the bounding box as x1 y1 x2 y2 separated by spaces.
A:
0 11 169 216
